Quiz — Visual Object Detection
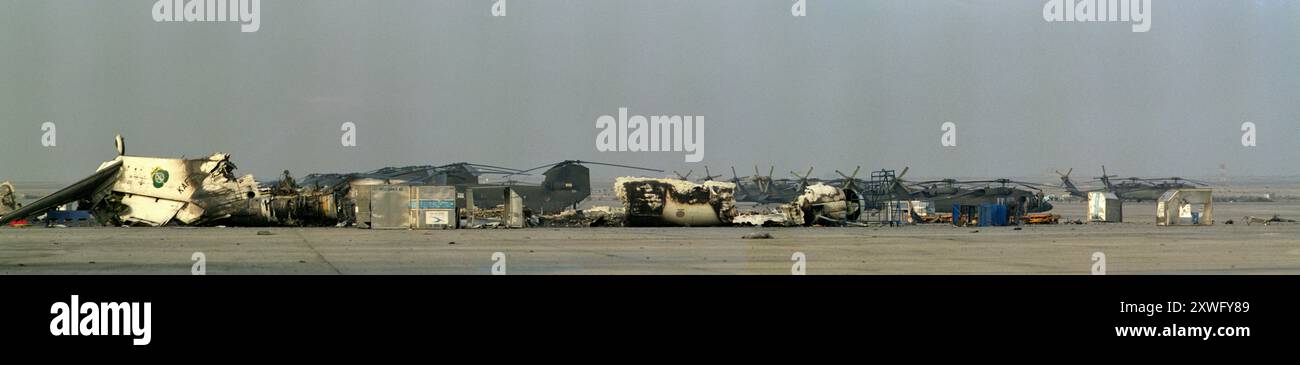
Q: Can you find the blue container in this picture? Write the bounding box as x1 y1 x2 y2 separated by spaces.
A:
978 204 1009 226
42 210 96 227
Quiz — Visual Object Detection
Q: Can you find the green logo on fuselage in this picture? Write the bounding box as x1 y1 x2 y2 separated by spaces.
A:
151 167 169 188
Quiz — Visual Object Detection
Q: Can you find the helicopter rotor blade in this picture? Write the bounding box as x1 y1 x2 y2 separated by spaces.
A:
455 163 524 173
1015 183 1043 191
1056 168 1074 179
515 160 665 175
514 162 566 175
573 160 664 172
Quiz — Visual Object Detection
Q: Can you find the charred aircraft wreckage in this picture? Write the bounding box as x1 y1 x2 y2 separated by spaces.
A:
0 136 1072 229
0 136 673 228
0 181 19 216
614 177 863 227
0 136 337 227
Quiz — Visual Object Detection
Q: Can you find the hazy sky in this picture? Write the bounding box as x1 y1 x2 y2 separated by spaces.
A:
1 0 1297 183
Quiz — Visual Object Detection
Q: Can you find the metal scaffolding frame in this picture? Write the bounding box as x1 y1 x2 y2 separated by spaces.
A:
861 169 901 225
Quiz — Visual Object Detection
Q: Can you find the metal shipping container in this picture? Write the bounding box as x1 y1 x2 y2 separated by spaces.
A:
369 185 411 229
411 185 457 229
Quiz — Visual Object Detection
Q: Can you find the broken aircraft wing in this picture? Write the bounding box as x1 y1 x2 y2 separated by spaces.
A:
0 160 123 225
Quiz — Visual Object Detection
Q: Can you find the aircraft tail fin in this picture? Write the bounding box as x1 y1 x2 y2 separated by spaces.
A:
1057 168 1086 198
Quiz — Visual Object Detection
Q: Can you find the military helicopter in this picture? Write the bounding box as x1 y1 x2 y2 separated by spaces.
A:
257 162 529 225
292 162 524 191
489 160 663 213
899 177 1055 214
286 160 661 214
1058 166 1210 202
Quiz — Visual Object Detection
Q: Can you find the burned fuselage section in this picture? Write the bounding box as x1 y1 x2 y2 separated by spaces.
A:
0 181 17 216
787 183 863 226
0 136 348 228
90 154 261 226
613 177 863 227
615 177 737 227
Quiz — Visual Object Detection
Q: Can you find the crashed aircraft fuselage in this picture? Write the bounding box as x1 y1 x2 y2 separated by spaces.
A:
98 154 260 226
615 177 737 227
0 136 342 227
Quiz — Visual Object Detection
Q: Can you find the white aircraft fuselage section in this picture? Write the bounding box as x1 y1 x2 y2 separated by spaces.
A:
100 153 259 226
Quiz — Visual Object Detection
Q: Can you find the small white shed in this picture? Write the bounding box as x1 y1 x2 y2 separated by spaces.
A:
1087 191 1122 222
1156 189 1213 226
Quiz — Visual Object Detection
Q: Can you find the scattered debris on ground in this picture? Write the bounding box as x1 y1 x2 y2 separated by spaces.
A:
1022 213 1060 224
534 208 625 227
732 210 793 227
1244 215 1297 226
917 213 951 224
